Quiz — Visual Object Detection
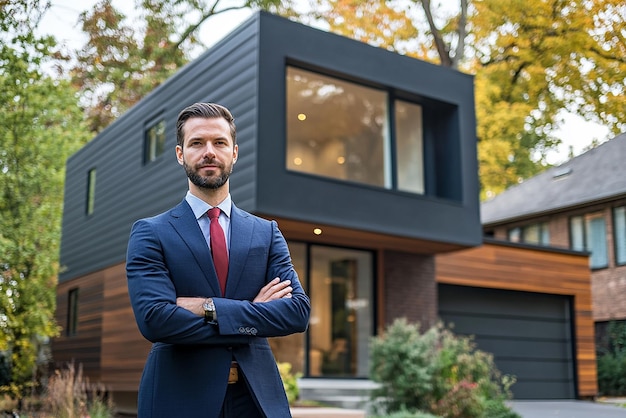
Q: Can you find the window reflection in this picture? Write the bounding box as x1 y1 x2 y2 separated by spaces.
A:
286 67 425 195
286 67 389 188
269 243 373 378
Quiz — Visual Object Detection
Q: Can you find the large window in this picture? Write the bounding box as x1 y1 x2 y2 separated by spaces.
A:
270 243 374 378
144 119 166 163
286 67 424 194
570 213 608 269
614 206 626 266
508 222 550 246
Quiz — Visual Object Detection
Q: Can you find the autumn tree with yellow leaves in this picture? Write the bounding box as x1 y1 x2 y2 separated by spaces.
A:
302 0 626 199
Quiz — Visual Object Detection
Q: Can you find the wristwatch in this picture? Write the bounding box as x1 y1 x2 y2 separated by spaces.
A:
203 298 216 324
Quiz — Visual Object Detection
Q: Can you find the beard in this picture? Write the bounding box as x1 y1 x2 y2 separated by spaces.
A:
183 158 233 190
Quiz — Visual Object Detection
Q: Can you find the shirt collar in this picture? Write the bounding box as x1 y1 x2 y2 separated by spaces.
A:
185 191 232 220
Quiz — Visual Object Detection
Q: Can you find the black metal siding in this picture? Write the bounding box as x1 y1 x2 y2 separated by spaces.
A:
59 17 261 282
439 284 576 399
255 13 480 247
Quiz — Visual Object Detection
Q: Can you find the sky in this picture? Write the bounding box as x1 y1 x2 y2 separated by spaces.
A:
38 0 613 165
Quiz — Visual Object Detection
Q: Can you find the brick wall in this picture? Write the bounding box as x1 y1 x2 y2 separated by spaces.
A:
382 250 437 331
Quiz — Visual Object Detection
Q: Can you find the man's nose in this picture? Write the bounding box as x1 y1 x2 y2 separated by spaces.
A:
202 144 217 157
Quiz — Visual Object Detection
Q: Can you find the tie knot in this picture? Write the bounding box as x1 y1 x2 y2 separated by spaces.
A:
208 207 221 220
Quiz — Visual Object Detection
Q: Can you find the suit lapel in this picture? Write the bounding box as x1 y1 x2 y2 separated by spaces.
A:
225 205 254 297
169 200 222 296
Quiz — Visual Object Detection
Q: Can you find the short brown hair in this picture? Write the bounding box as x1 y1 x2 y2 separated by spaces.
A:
176 102 236 147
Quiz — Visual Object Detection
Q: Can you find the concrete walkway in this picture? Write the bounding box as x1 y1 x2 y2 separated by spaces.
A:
509 400 626 417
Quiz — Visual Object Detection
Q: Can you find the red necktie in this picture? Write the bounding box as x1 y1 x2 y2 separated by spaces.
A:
208 207 228 295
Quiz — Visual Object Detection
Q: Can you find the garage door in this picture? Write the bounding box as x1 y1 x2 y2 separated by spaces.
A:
438 284 575 399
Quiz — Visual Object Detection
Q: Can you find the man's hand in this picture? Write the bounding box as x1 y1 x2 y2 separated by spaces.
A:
177 297 204 316
175 277 292 316
253 278 292 303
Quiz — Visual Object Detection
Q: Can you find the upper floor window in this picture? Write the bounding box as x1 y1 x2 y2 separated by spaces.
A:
570 213 608 269
144 119 166 163
86 168 96 215
286 66 424 194
508 222 550 246
614 206 626 266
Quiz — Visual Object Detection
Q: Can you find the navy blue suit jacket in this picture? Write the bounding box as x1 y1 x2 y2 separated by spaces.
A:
126 200 310 417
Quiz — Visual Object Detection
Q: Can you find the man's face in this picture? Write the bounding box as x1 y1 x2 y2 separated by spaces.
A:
176 117 238 190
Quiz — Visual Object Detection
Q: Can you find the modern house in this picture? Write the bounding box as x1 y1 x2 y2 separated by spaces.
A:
52 12 597 411
482 134 626 346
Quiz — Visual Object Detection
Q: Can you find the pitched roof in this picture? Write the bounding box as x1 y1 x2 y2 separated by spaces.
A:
481 133 626 225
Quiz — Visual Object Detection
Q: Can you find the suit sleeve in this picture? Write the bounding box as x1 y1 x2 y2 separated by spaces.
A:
214 221 311 338
126 218 251 346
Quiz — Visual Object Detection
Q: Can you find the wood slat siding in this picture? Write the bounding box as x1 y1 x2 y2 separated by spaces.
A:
435 242 598 397
53 273 104 382
101 264 150 391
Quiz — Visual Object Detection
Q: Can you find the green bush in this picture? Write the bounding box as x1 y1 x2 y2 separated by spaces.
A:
370 409 440 418
277 362 301 405
597 321 626 396
370 318 519 418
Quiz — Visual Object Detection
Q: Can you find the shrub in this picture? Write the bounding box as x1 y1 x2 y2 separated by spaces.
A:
277 361 301 405
430 380 484 418
597 320 626 396
370 409 440 418
370 319 439 413
45 362 114 418
370 318 519 418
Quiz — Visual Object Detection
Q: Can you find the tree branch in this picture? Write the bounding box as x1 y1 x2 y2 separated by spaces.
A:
452 0 467 68
420 0 453 67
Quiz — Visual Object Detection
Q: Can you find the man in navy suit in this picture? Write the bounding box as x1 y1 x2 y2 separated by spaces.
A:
126 102 311 417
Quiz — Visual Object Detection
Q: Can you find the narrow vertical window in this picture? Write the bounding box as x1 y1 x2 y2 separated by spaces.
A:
86 168 96 215
308 246 373 378
395 100 424 194
67 288 79 337
570 216 585 251
615 207 626 265
570 213 608 269
587 215 608 269
508 227 521 243
144 119 166 163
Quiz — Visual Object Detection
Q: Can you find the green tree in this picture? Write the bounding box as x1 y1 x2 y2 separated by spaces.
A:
0 0 90 398
71 0 288 133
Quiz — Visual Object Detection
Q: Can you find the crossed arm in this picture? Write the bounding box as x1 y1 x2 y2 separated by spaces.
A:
176 277 293 316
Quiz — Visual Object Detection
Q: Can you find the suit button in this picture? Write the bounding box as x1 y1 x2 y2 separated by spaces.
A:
250 327 257 335
238 327 246 334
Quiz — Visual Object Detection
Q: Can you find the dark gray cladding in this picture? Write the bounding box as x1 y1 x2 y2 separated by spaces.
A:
59 12 480 282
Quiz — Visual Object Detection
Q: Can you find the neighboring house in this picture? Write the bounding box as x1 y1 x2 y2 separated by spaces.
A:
51 12 596 412
482 134 626 344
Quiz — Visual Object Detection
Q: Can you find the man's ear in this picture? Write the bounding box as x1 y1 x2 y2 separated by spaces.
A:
176 145 184 165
